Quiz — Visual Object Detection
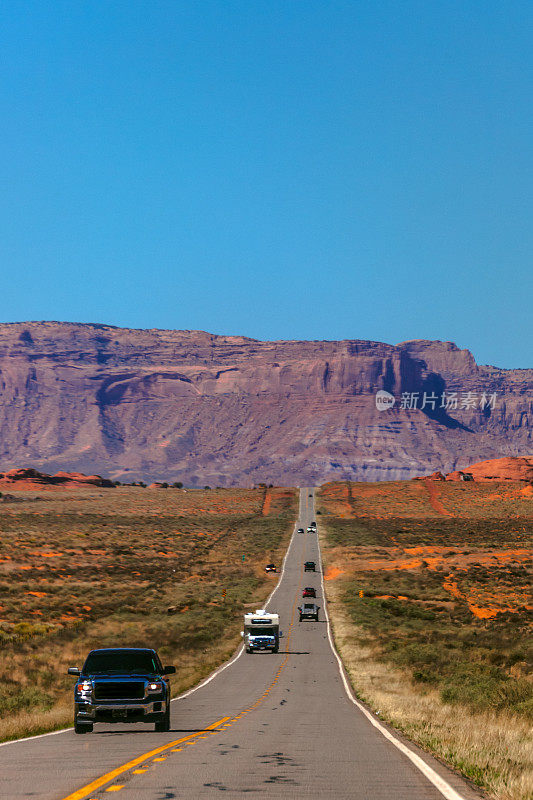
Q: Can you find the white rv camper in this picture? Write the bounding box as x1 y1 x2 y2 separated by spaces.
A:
242 609 280 653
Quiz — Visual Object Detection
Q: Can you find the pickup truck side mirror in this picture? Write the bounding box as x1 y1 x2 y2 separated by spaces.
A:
297 607 302 612
68 667 80 676
162 665 176 675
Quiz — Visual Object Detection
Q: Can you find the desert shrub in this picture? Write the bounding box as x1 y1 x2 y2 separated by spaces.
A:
0 687 54 715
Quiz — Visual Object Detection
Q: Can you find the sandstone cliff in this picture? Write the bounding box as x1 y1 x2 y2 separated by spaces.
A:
446 457 533 482
0 322 530 486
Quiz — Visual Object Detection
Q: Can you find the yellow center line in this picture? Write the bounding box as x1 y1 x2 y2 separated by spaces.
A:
213 553 304 727
59 716 230 800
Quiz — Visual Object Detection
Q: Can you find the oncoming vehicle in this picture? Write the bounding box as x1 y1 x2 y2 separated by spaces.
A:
297 527 305 534
242 609 280 653
298 602 320 622
302 586 316 598
265 563 277 573
68 648 175 734
304 560 316 572
306 526 314 533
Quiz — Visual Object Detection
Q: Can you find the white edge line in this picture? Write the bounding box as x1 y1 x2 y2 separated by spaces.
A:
0 500 300 749
315 493 468 800
178 500 298 700
0 726 72 748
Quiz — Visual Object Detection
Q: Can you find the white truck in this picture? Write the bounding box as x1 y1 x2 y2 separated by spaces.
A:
242 609 280 653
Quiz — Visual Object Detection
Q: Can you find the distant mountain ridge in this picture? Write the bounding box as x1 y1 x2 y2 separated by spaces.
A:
0 321 530 486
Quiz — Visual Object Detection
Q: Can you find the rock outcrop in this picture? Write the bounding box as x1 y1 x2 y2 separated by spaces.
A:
455 457 533 482
0 322 530 486
0 467 114 488
416 456 533 482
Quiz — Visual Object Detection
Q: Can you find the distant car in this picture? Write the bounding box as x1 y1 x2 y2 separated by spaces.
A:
265 563 277 573
68 648 175 734
297 527 305 534
308 493 312 497
302 587 316 598
298 602 320 622
310 521 317 528
304 561 316 572
306 526 314 533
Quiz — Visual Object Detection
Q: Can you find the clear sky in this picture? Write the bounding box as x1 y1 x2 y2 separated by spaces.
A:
0 1 531 368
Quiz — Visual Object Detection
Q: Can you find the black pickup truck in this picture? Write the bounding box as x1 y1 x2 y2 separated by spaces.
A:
68 648 175 734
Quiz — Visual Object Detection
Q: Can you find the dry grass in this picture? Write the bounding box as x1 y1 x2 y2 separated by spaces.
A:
320 478 533 522
318 479 533 800
0 485 297 741
325 581 532 800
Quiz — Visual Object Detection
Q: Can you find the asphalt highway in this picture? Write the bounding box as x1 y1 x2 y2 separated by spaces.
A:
0 488 481 800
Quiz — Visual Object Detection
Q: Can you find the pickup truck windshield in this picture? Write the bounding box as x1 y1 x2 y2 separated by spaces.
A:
83 651 158 674
248 627 274 636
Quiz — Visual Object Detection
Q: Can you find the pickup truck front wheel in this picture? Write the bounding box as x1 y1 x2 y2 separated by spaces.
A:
154 704 171 732
74 719 93 734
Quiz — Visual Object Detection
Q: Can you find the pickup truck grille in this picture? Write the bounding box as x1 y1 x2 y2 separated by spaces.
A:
93 681 145 700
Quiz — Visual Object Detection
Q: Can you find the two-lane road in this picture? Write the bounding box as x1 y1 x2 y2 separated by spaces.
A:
0 489 481 799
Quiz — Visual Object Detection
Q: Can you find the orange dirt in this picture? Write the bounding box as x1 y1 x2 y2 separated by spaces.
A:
443 575 532 618
422 478 453 515
345 547 530 573
31 552 64 558
319 483 354 518
320 480 532 629
261 489 272 516
324 566 345 580
374 594 408 600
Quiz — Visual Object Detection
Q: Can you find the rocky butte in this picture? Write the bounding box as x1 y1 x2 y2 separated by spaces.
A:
417 456 533 482
0 322 531 487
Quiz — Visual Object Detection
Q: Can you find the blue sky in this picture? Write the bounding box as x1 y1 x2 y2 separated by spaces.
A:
0 1 531 367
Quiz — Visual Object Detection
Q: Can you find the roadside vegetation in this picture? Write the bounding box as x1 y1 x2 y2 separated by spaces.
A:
0 485 296 741
318 479 532 800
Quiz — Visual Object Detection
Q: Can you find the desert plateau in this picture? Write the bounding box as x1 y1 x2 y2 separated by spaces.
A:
0 321 531 486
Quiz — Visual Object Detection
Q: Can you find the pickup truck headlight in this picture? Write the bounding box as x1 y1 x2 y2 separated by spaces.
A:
147 681 163 693
76 680 92 694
